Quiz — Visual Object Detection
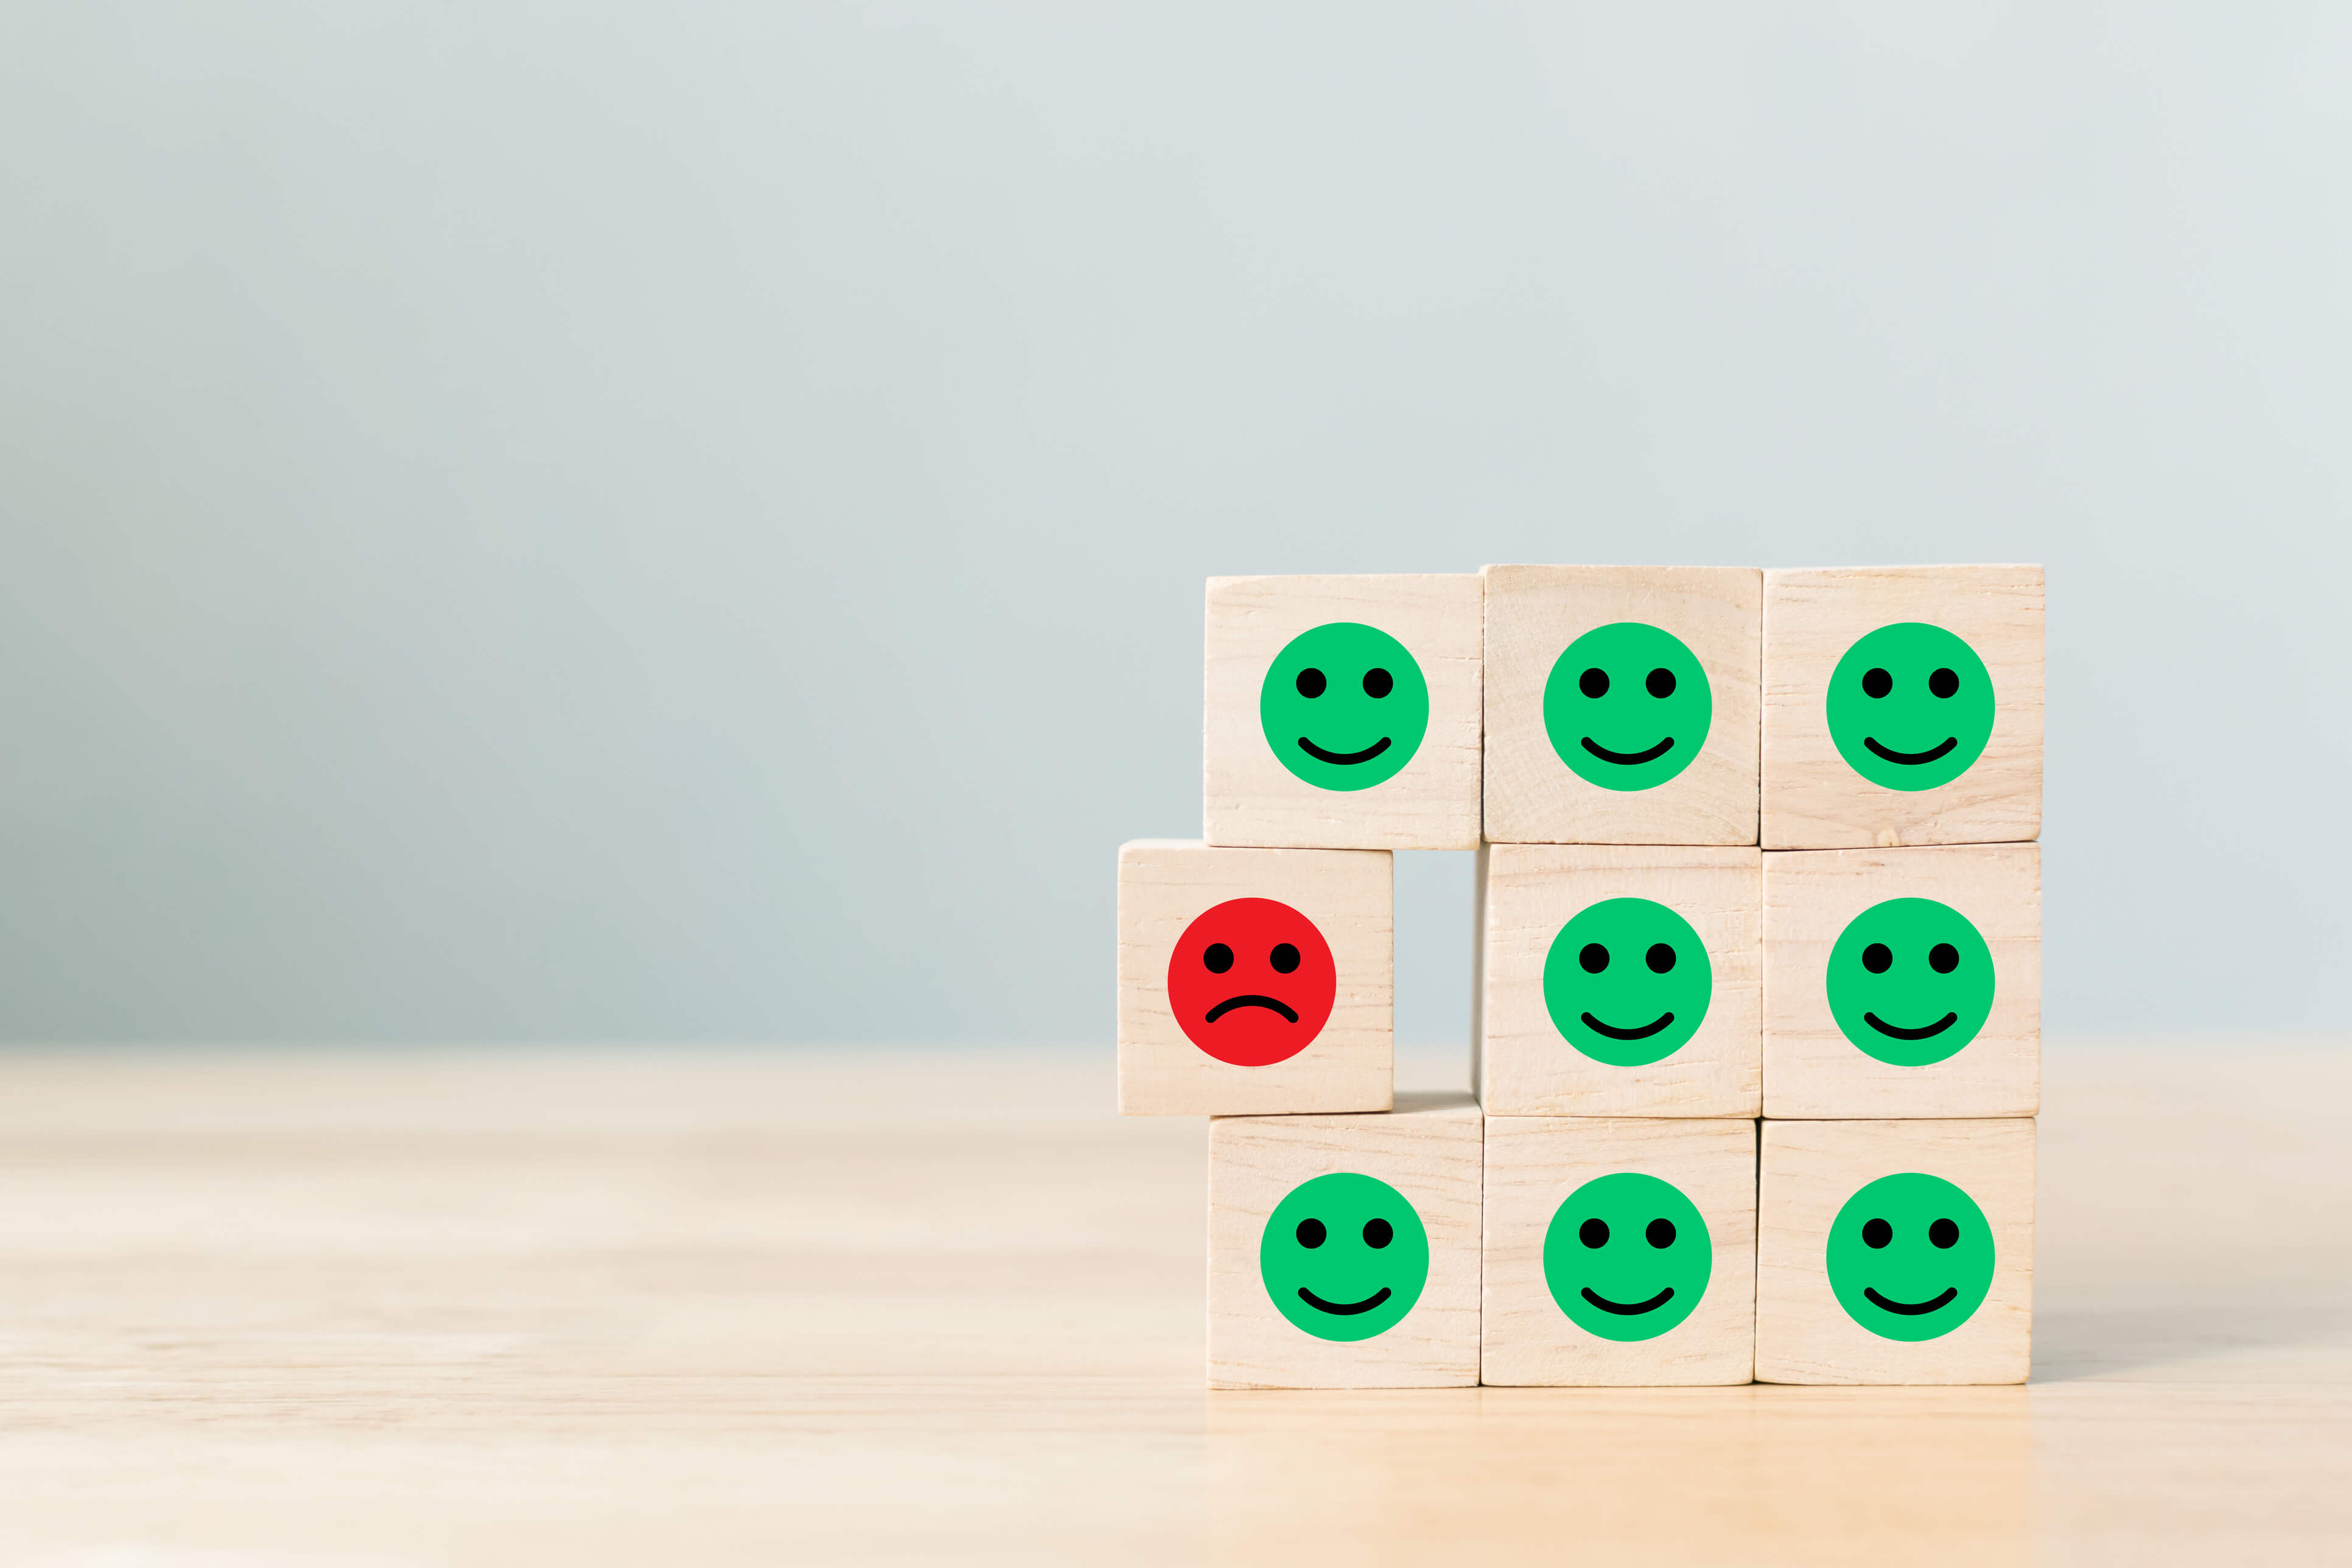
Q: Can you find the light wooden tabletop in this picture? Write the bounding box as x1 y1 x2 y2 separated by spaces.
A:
0 1040 2342 1565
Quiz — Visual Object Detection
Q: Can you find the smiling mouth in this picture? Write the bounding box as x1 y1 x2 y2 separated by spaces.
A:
1298 1286 1393 1316
1863 736 1958 766
1863 1286 1959 1315
1581 736 1675 766
1581 1285 1674 1316
1863 1011 1957 1041
1205 995 1299 1024
1298 736 1392 766
1581 1011 1674 1041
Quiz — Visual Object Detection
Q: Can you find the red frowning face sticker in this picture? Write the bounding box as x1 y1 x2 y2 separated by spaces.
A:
1166 897 1338 1066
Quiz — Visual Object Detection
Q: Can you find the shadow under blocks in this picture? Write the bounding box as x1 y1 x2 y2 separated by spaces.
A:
1119 564 2042 1387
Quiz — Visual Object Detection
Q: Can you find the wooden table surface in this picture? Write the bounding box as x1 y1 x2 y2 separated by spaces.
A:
0 1040 2343 1565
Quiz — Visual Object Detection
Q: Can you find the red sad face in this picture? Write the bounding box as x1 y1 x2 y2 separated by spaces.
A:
1166 897 1338 1066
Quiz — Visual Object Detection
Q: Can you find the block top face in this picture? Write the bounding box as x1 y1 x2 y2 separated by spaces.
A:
1763 565 2043 849
1205 575 1482 850
1483 565 1762 845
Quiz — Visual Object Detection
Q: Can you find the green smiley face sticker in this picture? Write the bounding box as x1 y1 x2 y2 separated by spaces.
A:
1543 1172 1712 1341
1825 898 1995 1066
1260 1172 1430 1342
1260 623 1429 791
1544 623 1712 791
1541 898 1713 1066
1827 623 1995 791
1826 1172 1996 1340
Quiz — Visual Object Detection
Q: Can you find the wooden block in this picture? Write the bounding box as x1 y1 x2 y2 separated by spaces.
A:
1481 1116 1756 1385
1473 844 1761 1118
1762 844 2039 1119
1117 839 1393 1117
1761 564 2043 849
1204 574 1482 850
1755 1118 2033 1385
1482 564 1761 845
1208 1093 1482 1388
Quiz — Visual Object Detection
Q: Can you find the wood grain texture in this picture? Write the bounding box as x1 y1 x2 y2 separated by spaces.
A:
1118 839 1392 1116
1757 1118 2034 1385
1762 564 2043 849
1208 1093 1482 1388
1482 564 1761 845
1763 844 2040 1119
1482 1117 1757 1386
1205 574 1482 850
1478 843 1762 1117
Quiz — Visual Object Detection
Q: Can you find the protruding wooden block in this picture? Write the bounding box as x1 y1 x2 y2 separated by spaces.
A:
1481 1116 1755 1386
1209 1093 1482 1388
1763 844 2039 1119
1118 840 1391 1117
1482 564 1761 845
1756 1118 2033 1385
1473 844 1760 1118
1761 564 2043 849
1204 575 1482 850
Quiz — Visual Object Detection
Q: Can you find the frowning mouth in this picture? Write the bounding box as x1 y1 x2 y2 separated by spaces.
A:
1863 736 1958 766
1298 736 1392 765
1863 1286 1958 1315
1580 1011 1674 1041
1580 1285 1674 1316
1863 1011 1956 1041
1581 736 1675 766
1298 1286 1392 1315
1205 995 1299 1024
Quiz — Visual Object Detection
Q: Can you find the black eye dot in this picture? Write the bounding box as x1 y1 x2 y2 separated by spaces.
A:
1645 942 1676 975
1645 667 1676 699
1580 942 1609 975
1269 942 1300 975
1362 668 1394 698
1862 1217 1892 1249
1579 1217 1609 1248
1363 1218 1394 1248
1295 668 1326 698
1579 667 1609 699
1928 942 1959 975
1861 667 1892 699
1928 667 1959 699
1929 1217 1961 1249
1203 943 1234 975
1862 942 1892 975
1645 1217 1676 1248
1296 1217 1326 1248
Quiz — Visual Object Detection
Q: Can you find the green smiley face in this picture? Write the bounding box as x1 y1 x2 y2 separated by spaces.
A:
1825 897 1994 1066
1541 897 1713 1066
1542 1172 1712 1342
1260 1172 1430 1342
1259 623 1429 791
1826 623 1995 791
1543 623 1712 791
1826 1172 1996 1340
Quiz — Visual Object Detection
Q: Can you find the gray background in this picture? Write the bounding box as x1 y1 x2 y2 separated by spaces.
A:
2 4 2345 1045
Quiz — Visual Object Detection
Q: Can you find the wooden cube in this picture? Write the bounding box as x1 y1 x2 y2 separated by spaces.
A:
1756 1118 2033 1385
1761 564 2043 849
1473 844 1760 1118
1118 840 1392 1117
1482 564 1761 845
1208 1092 1482 1388
1204 574 1482 850
1762 844 2039 1119
1482 1116 1755 1385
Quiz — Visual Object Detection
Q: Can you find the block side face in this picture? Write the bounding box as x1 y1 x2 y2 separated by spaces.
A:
1754 1118 2034 1385
1482 565 1761 846
1118 844 1395 1116
1761 564 2043 849
1205 575 1483 850
1477 844 1762 1118
1480 1117 1757 1385
1209 1107 1483 1388
1761 845 2039 1119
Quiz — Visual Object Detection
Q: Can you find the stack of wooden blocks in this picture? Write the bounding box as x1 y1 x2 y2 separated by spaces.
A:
1117 566 2043 1388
